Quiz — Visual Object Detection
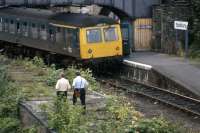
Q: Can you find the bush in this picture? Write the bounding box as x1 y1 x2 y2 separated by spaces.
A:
130 117 184 133
47 98 88 133
190 40 200 59
32 56 45 68
46 64 63 86
0 65 22 133
0 117 20 133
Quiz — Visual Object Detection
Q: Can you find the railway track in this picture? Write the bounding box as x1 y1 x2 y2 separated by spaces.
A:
100 77 200 117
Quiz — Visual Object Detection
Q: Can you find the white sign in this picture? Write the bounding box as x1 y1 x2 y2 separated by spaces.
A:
174 21 188 30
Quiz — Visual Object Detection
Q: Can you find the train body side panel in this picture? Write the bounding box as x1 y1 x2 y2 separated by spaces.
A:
79 25 122 59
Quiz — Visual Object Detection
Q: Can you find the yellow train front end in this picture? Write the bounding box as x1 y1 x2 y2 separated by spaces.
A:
79 24 123 60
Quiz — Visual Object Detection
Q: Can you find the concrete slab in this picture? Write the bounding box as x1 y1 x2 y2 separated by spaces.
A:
20 91 106 133
124 52 200 96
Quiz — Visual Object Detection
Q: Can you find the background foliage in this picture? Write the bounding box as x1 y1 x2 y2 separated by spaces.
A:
190 0 200 58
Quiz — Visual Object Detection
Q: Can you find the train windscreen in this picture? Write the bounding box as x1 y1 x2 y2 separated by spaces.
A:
86 28 102 43
103 27 118 42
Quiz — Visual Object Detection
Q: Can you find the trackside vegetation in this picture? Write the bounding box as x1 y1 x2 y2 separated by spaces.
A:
0 55 186 133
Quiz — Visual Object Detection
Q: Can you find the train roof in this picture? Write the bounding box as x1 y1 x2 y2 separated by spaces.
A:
0 7 118 27
0 7 53 20
50 13 118 27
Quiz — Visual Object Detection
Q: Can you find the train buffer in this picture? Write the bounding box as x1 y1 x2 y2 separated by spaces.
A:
123 52 200 97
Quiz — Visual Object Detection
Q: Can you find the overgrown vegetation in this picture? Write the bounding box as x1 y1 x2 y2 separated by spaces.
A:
190 1 200 59
0 55 185 133
0 60 22 132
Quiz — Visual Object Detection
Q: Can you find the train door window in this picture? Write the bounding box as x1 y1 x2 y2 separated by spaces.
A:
65 28 72 48
9 19 15 34
40 24 47 40
0 18 3 32
86 28 102 43
56 27 63 43
31 23 38 39
22 22 28 37
72 29 79 48
4 19 8 32
103 27 118 42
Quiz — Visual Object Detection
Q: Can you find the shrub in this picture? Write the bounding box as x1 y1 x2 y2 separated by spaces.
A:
130 117 184 133
46 64 63 86
32 56 45 68
0 117 20 133
46 98 88 133
0 65 22 133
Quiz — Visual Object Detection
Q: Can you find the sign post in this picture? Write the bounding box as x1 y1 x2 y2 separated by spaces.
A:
174 21 189 58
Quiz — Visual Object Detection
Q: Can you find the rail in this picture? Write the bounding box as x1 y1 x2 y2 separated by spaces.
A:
100 78 200 117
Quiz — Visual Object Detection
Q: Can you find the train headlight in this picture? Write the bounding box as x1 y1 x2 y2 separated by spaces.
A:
116 47 120 51
88 49 93 54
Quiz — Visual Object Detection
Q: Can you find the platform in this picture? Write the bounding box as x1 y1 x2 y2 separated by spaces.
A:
124 52 200 96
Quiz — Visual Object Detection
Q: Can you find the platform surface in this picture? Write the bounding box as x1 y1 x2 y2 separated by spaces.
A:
124 52 200 96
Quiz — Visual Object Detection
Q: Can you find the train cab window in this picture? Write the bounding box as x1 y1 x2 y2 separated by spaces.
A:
22 22 28 37
40 24 47 40
9 20 15 34
31 23 38 39
104 27 118 42
86 29 102 43
0 18 3 32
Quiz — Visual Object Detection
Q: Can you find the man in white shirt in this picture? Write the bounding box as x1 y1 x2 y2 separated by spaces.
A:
55 72 71 100
72 71 89 109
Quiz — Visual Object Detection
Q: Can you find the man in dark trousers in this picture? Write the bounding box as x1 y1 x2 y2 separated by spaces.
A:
72 71 88 109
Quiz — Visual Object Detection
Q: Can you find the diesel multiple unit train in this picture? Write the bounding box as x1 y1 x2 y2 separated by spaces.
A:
0 7 124 62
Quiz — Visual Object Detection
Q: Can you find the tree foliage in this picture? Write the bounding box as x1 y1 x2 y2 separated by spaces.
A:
190 0 200 58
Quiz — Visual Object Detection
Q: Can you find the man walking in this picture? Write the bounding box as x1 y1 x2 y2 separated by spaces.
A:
72 71 88 109
55 72 71 100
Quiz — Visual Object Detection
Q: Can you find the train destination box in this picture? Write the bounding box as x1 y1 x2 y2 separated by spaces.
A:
174 21 188 30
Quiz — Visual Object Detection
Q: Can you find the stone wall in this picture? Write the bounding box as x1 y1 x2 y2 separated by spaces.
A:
152 1 191 55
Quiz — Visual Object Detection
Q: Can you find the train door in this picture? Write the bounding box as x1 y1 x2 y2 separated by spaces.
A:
64 28 79 56
121 21 133 56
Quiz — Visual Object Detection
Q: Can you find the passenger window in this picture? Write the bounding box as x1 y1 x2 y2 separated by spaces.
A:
0 18 3 32
104 27 118 42
56 27 63 43
40 24 47 40
49 29 54 42
9 20 15 34
86 29 102 43
31 23 38 39
22 22 28 37
16 22 21 34
5 19 8 32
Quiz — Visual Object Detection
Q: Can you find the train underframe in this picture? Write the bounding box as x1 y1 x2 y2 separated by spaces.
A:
0 41 123 73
